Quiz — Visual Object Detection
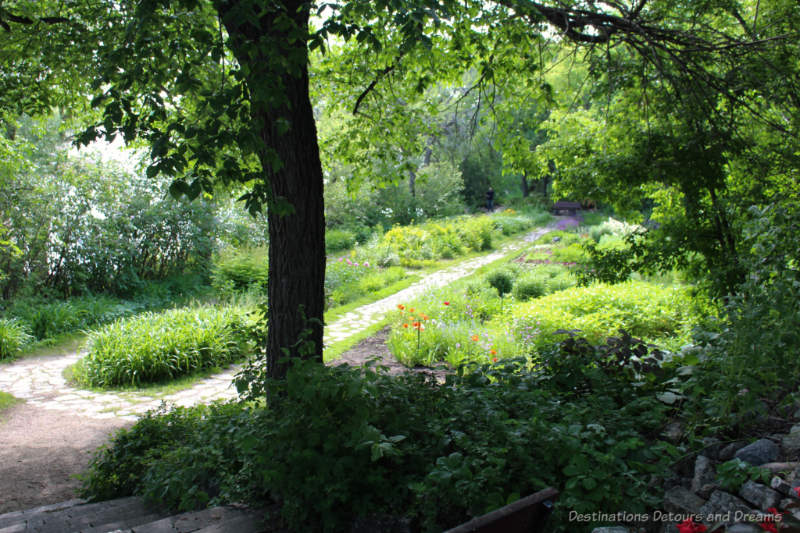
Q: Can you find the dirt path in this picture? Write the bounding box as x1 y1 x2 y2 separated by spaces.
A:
0 221 561 514
0 405 129 513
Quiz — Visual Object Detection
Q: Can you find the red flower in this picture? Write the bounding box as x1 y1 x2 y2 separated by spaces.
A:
794 486 800 497
492 357 498 363
759 522 777 533
677 518 707 533
443 301 450 306
758 508 783 533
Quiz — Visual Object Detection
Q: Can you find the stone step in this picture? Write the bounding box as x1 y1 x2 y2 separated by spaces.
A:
0 500 86 529
116 505 266 533
0 496 166 533
0 497 266 533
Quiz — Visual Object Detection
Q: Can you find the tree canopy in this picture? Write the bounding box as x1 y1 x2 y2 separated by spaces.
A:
2 0 798 377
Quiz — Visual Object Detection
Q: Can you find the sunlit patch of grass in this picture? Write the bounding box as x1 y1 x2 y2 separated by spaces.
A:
0 391 22 418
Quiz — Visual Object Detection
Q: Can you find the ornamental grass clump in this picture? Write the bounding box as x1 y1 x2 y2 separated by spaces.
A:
0 318 33 360
80 305 256 387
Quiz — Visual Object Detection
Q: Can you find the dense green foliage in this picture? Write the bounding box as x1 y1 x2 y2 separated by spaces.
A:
211 248 270 294
0 318 32 360
0 116 220 299
78 305 256 387
512 264 577 301
4 0 800 529
509 281 701 352
679 205 800 431
388 275 701 368
378 209 547 267
81 353 676 532
0 273 209 349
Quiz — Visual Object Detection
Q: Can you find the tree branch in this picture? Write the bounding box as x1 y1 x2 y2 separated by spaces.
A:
353 61 400 116
0 8 70 32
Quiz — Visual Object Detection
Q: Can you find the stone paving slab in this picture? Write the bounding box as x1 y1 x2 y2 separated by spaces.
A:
0 225 552 421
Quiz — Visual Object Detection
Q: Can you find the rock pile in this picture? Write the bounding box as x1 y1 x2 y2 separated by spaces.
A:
590 425 800 533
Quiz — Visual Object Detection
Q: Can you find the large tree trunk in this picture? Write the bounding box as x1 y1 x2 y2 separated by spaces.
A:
218 0 325 380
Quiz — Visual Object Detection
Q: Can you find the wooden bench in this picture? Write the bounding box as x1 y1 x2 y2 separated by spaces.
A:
551 201 582 215
444 487 558 533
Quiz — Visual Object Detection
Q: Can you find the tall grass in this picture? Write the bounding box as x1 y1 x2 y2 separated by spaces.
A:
0 318 33 360
0 274 211 349
3 296 142 341
79 305 257 387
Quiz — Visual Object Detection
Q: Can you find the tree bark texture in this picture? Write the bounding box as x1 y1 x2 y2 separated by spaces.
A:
218 0 325 380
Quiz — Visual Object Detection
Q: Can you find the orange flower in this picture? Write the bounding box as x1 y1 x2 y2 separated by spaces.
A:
409 307 415 313
492 357 498 363
471 334 479 342
397 304 405 310
421 314 428 321
403 323 409 328
490 349 497 355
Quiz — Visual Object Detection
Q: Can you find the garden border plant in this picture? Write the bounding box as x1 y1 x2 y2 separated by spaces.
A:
76 304 257 388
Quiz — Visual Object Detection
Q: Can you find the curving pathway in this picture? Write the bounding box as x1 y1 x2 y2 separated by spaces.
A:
0 225 553 422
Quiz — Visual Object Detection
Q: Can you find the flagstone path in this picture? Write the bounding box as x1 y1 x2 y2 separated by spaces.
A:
0 225 554 422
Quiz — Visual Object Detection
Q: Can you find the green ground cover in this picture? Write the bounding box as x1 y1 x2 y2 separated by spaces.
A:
75 305 257 388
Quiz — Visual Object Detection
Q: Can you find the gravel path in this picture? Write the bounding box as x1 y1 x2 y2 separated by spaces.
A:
0 224 553 422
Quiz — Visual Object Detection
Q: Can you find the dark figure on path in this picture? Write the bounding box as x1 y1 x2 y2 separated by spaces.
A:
486 187 495 212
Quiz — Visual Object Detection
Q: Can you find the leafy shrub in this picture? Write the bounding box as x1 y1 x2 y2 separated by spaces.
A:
358 239 401 268
382 226 432 266
79 305 256 387
381 215 497 266
509 281 700 353
0 318 32 359
513 266 577 301
679 205 800 429
458 216 494 252
81 357 674 532
325 229 357 252
78 403 212 501
485 266 519 297
588 224 612 242
211 247 269 293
